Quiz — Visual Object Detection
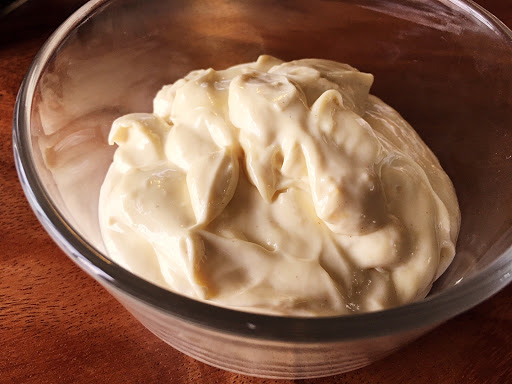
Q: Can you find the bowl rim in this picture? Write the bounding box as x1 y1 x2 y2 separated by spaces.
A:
12 0 512 343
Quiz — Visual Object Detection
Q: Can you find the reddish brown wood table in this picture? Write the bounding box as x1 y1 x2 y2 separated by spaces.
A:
1 1 511 383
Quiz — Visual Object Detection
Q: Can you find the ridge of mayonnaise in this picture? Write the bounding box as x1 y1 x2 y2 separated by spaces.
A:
99 55 460 316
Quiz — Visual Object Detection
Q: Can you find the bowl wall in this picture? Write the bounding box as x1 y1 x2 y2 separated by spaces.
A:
111 285 431 378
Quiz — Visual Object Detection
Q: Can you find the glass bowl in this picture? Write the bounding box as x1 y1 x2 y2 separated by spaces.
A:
13 0 512 379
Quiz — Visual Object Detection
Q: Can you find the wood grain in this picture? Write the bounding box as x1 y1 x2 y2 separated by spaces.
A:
1 1 511 383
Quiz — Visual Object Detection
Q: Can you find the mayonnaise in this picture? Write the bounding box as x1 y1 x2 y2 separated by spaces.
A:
99 55 460 315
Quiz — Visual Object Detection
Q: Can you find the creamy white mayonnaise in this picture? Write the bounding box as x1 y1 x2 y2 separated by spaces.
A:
99 55 460 315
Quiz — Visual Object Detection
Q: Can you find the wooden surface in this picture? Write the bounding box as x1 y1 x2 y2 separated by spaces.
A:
1 1 511 383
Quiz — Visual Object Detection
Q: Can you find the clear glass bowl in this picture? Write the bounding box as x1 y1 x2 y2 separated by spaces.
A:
13 0 512 379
